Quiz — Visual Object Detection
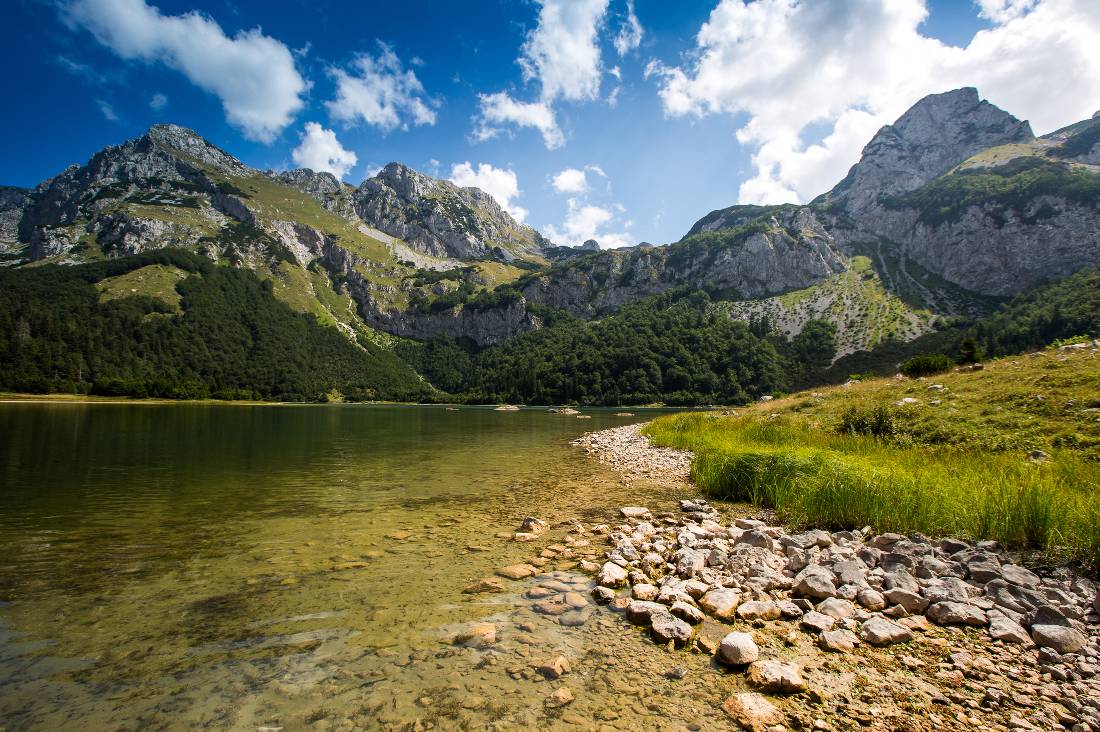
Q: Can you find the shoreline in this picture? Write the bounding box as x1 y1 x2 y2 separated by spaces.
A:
563 422 1100 731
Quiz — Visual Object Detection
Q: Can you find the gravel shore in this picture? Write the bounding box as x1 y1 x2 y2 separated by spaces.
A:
565 422 1100 732
572 422 693 486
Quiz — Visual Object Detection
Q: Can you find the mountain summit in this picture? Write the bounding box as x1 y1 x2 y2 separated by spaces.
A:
818 87 1035 215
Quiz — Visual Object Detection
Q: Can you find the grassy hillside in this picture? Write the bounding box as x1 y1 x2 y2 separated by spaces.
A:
646 344 1100 570
825 265 1100 380
0 250 431 402
720 255 937 358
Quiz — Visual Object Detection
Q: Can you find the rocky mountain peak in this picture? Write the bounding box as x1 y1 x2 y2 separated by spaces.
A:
143 124 252 176
819 87 1034 214
354 162 544 261
272 168 344 197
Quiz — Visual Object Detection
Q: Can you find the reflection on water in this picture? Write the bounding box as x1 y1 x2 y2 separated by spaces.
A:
0 404 734 731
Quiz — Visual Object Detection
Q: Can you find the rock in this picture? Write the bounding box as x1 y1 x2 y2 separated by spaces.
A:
674 548 706 578
596 562 628 588
700 588 741 620
722 692 784 731
717 632 759 665
778 600 804 619
794 566 837 599
819 629 861 652
989 616 1033 645
518 516 547 534
737 599 782 621
1031 624 1087 654
670 600 705 624
563 592 588 609
1000 564 1042 588
816 598 856 620
857 589 887 611
800 611 836 633
558 608 592 626
463 577 506 594
537 655 571 679
620 506 651 519
495 563 538 580
927 601 988 626
545 687 575 708
738 530 777 551
747 661 806 693
651 611 694 646
592 586 615 604
860 617 913 647
454 622 496 648
883 588 929 614
533 599 569 616
626 601 666 625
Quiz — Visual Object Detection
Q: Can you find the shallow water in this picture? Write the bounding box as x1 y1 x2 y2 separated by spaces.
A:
0 403 738 731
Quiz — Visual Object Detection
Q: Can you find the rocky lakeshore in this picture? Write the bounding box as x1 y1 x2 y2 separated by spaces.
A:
495 422 1100 732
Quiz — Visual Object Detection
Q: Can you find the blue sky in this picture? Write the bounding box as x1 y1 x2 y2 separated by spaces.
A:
3 0 1099 247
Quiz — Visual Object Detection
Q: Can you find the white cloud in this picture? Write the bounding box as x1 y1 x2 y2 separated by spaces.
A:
291 122 358 180
551 168 589 193
977 0 1037 22
326 42 438 132
653 0 1100 204
149 92 168 110
545 198 632 248
473 92 564 149
449 161 528 223
550 164 608 194
521 0 609 102
613 0 643 56
473 0 609 149
66 0 307 143
96 98 119 121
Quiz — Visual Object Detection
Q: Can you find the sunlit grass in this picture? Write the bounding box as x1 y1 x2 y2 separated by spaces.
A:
644 349 1100 571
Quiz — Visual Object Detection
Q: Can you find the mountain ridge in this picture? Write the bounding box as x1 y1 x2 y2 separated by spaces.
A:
1 87 1099 400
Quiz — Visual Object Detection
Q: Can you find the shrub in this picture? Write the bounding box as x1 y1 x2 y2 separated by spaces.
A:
900 354 955 378
838 404 896 438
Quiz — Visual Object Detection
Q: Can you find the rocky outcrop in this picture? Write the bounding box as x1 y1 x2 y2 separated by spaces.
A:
521 207 846 318
864 194 1100 297
0 186 29 256
352 163 546 261
818 88 1035 216
270 168 358 220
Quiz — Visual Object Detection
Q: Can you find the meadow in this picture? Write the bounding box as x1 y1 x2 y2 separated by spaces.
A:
645 346 1100 571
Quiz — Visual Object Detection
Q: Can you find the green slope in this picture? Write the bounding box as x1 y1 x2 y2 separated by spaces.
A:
0 250 431 402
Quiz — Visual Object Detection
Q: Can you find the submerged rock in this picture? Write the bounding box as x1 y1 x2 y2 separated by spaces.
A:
722 692 784 731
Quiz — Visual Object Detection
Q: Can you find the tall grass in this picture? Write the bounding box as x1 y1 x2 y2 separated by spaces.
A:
644 413 1100 572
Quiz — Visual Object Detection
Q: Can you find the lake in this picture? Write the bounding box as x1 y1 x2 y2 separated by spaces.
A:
0 403 732 730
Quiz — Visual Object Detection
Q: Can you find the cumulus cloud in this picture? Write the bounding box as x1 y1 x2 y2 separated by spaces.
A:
613 0 643 56
550 165 608 193
326 42 438 132
977 0 1038 22
474 0 609 149
473 92 564 149
551 168 588 193
545 199 631 248
449 161 528 223
149 92 168 110
65 0 307 142
652 0 1100 204
291 122 358 180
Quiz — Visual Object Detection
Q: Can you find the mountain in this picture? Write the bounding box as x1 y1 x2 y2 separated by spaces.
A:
1 124 549 345
1 88 1099 402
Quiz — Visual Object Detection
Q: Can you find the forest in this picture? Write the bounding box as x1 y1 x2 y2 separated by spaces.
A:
0 250 430 402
